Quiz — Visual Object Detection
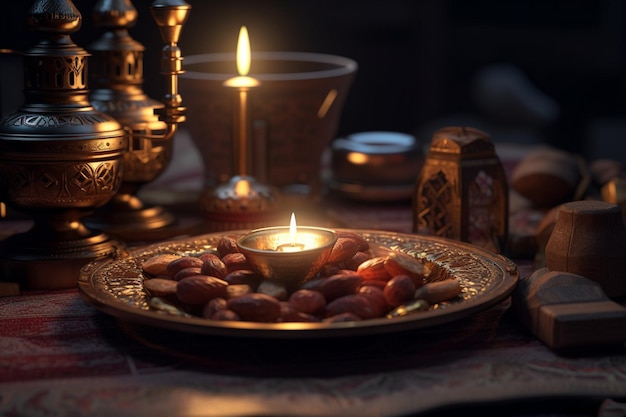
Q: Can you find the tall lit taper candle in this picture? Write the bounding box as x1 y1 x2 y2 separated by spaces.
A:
223 26 260 177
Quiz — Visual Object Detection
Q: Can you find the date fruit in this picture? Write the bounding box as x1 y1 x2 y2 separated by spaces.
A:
223 269 263 290
356 256 393 282
166 256 204 277
326 237 360 264
142 253 181 276
176 275 228 305
226 284 254 299
279 302 320 322
216 235 240 257
325 294 378 319
202 297 227 318
317 272 362 301
357 285 388 317
288 289 326 315
222 252 253 273
413 279 462 304
344 251 372 271
200 253 227 279
143 277 177 298
226 293 281 322
383 274 416 307
174 267 202 281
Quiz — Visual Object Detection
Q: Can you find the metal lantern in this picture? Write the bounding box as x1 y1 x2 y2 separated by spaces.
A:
412 126 508 254
0 0 128 289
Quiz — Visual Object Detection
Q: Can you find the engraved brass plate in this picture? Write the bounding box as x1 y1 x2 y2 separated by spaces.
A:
78 230 519 338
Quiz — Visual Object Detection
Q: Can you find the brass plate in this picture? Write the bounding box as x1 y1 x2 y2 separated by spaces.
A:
78 230 519 338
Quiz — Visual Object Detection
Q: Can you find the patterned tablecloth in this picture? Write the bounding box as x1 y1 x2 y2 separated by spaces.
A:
2 265 626 417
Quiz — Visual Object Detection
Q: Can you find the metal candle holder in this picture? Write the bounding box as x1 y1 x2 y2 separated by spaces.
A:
200 27 282 232
0 0 128 290
237 225 337 292
85 0 190 241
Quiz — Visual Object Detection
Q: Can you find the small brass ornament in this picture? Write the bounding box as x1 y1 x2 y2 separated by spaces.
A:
412 126 508 254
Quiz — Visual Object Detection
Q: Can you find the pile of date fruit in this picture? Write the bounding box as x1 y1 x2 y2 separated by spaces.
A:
141 231 462 323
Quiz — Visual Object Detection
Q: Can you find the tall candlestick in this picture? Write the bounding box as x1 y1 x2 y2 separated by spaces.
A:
201 26 279 231
224 26 260 177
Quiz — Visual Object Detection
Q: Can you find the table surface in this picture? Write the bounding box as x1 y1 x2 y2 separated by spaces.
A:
2 136 626 417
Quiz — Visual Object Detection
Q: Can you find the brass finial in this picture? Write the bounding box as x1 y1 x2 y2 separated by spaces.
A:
150 0 191 45
27 0 82 33
92 0 138 28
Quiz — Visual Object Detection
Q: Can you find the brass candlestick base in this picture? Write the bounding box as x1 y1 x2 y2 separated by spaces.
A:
201 175 284 231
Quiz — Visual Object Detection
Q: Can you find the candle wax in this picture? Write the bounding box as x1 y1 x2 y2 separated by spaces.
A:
276 242 306 252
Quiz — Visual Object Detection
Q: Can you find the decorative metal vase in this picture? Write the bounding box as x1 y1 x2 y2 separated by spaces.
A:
0 0 128 289
412 126 509 254
85 0 190 241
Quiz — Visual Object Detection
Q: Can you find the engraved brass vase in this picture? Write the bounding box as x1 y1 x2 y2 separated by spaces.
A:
0 0 128 290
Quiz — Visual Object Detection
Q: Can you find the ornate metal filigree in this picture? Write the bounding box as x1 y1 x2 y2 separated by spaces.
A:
2 113 114 128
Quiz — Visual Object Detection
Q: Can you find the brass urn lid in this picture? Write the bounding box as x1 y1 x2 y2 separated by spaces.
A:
0 0 126 148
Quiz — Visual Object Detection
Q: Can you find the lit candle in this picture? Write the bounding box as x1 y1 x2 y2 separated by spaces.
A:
276 212 306 252
224 26 260 177
236 216 337 288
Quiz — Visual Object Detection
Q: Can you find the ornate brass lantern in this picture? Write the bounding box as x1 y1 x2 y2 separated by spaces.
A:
0 0 128 289
86 0 190 240
412 126 509 254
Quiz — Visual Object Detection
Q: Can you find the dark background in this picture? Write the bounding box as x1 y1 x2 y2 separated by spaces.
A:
2 0 626 161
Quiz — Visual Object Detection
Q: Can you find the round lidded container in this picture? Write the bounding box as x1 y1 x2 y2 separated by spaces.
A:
328 131 423 201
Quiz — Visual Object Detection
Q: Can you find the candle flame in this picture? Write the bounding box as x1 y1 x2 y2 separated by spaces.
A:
236 26 251 76
224 26 260 88
289 212 297 245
